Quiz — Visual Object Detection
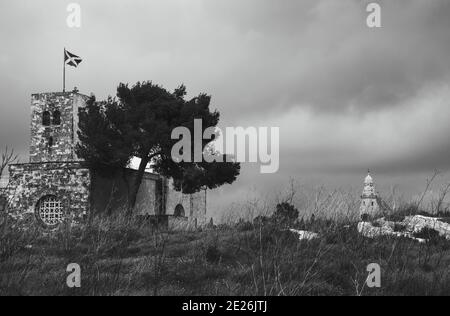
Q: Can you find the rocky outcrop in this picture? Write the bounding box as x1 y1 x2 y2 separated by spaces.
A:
403 215 450 239
358 215 450 242
357 221 426 243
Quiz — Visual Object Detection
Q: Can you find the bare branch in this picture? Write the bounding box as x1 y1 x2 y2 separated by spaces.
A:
416 169 440 212
0 146 19 179
433 182 450 215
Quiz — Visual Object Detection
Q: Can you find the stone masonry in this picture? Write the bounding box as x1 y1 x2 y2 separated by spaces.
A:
29 92 87 163
359 171 381 219
6 90 207 229
7 91 91 227
7 162 90 225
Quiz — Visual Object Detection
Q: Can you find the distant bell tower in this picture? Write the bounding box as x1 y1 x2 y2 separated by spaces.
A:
359 170 381 219
29 89 88 163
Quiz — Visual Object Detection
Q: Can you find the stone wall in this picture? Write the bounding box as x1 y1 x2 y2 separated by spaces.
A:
5 162 207 228
30 92 88 163
360 197 380 219
90 170 206 222
164 179 207 226
164 180 191 217
165 181 208 227
90 169 162 216
7 162 90 225
190 190 208 226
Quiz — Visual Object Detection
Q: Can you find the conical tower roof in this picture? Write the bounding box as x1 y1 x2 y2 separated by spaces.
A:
364 171 373 184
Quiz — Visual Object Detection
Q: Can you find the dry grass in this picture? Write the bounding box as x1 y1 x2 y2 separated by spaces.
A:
1 192 450 296
1 176 450 296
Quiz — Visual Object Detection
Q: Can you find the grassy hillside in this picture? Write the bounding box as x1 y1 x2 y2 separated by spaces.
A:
1 210 450 296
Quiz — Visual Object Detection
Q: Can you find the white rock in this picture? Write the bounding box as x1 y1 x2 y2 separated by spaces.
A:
289 229 319 241
358 221 393 238
357 221 426 243
403 215 450 240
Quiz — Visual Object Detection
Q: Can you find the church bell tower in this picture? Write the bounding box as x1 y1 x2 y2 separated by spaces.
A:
30 89 88 163
360 170 381 219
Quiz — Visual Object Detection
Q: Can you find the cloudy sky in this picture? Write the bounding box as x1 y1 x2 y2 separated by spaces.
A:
1 0 450 218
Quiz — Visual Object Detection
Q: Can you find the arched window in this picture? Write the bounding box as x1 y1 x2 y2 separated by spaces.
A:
36 195 64 227
174 204 185 217
43 111 51 126
48 136 54 148
53 110 61 125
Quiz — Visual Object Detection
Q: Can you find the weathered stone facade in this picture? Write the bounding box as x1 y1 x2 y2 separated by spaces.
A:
6 90 207 229
91 170 207 229
359 172 382 219
30 92 87 163
164 179 207 230
7 92 91 227
7 162 90 225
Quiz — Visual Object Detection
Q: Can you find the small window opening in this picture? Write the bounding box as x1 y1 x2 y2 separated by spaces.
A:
53 110 61 125
43 111 51 126
48 137 54 152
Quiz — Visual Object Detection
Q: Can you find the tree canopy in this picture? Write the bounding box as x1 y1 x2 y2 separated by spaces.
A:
77 81 240 210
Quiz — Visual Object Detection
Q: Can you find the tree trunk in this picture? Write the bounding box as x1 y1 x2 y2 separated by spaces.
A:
128 156 150 215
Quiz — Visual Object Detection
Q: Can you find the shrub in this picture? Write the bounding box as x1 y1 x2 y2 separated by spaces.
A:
413 227 444 244
272 202 299 227
202 232 226 265
205 245 222 264
0 213 38 263
253 215 270 227
236 220 254 232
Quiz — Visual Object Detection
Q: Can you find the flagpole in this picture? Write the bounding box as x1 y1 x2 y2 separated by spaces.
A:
63 48 66 93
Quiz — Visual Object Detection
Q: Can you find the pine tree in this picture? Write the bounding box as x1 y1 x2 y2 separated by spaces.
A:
77 81 240 213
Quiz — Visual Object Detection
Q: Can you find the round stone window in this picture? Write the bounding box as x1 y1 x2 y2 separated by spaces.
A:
36 195 64 227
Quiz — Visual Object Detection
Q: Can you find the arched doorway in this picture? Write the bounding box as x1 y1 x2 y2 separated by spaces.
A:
174 204 185 217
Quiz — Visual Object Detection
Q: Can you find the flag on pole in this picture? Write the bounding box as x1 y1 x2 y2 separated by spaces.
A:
63 48 82 92
64 49 82 67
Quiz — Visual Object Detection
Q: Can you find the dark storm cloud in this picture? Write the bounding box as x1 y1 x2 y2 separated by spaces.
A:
204 0 450 115
1 0 450 203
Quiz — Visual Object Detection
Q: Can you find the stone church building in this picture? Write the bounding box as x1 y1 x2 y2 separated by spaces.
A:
6 90 207 229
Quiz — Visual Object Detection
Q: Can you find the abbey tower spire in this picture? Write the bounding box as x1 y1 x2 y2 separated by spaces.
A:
360 170 381 219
